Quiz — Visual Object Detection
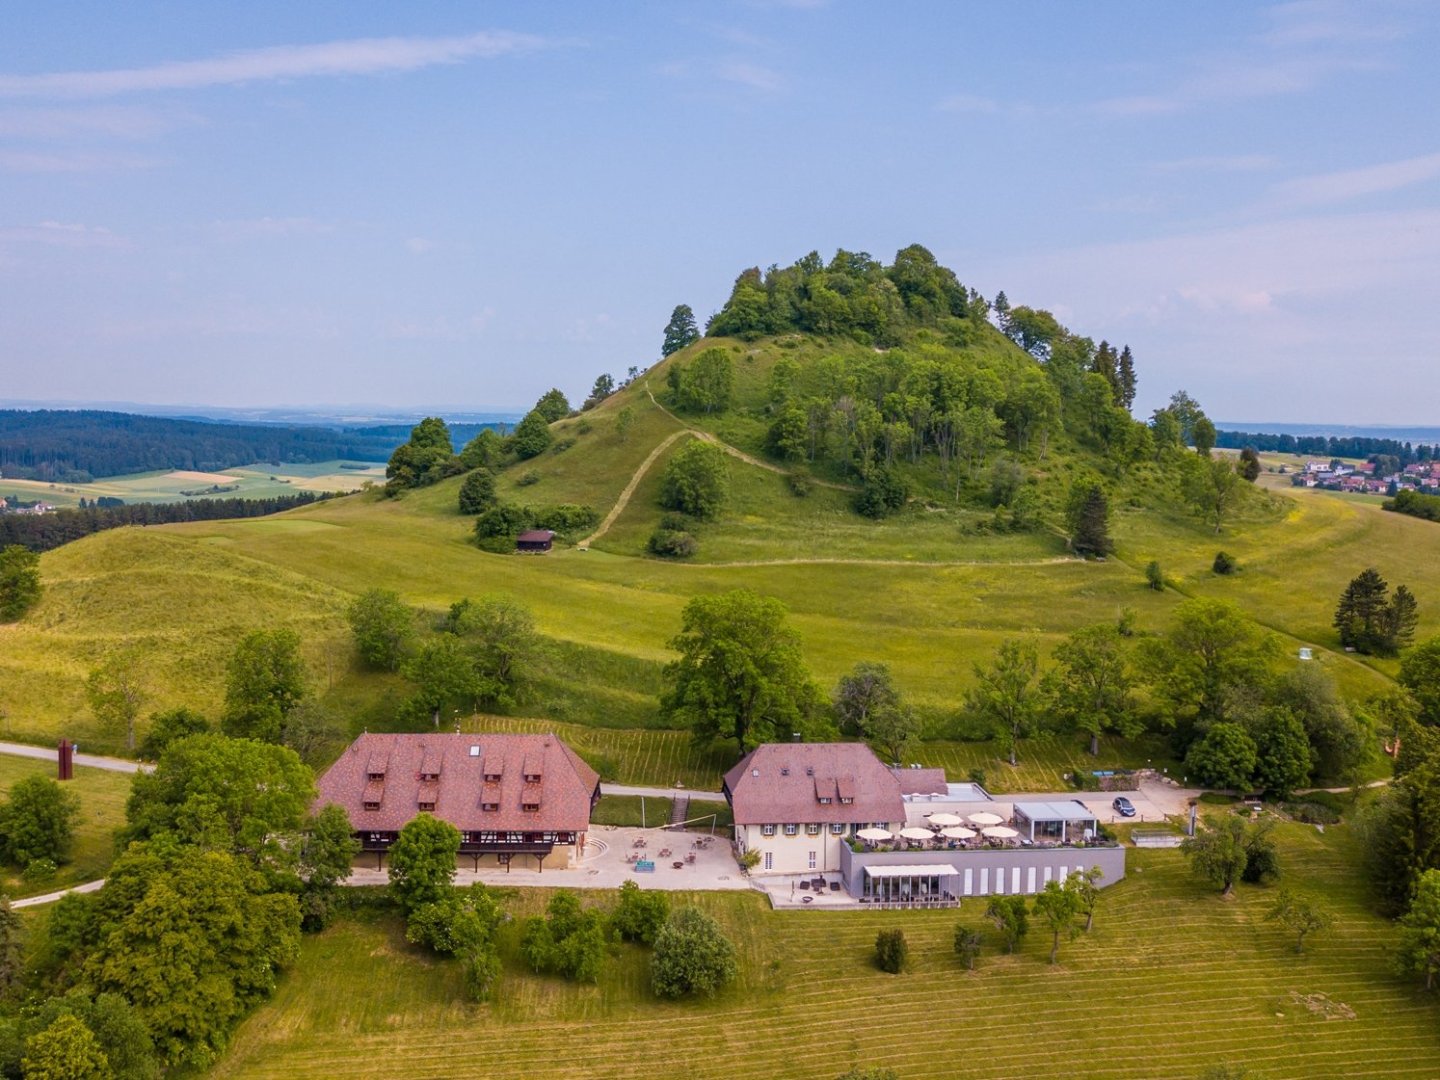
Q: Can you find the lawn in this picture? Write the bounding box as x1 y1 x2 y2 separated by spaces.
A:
212 822 1440 1080
590 795 674 828
0 756 131 899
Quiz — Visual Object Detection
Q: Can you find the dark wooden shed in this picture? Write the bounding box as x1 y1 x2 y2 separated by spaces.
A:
516 529 555 553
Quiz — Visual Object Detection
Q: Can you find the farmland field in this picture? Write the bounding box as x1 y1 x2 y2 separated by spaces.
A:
0 459 385 507
212 821 1439 1080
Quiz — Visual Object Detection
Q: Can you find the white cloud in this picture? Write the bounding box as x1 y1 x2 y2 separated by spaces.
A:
0 31 548 99
0 148 158 172
936 94 1002 115
714 60 785 92
1149 154 1279 174
1268 151 1440 207
0 221 126 248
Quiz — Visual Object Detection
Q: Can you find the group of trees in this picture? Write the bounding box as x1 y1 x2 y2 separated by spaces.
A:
0 493 330 555
1334 568 1418 656
0 775 78 878
1215 428 1438 465
1386 488 1440 524
665 348 734 416
0 546 40 621
383 404 558 498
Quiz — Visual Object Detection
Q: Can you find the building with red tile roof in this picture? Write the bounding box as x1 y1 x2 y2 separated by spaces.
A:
316 732 600 871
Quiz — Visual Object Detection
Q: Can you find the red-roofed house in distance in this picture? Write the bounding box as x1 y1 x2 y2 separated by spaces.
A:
316 732 600 872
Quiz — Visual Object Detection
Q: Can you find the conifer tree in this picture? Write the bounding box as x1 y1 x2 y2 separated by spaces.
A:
662 304 700 357
1067 482 1113 558
1117 345 1137 411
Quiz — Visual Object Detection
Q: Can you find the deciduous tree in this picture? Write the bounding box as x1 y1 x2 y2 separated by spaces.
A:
1396 868 1440 990
0 775 79 867
137 707 209 761
874 928 908 973
1138 598 1277 729
986 895 1029 953
966 639 1042 767
0 544 42 621
347 588 414 672
457 469 498 515
1399 637 1440 726
651 907 737 998
222 628 306 743
510 410 553 460
387 813 460 914
1043 625 1137 755
1266 889 1333 954
21 1013 109 1080
84 652 146 753
1033 879 1082 964
1183 455 1242 533
1185 722 1258 792
660 440 730 521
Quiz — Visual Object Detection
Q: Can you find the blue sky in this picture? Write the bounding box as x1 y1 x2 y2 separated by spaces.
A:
1 1 1437 423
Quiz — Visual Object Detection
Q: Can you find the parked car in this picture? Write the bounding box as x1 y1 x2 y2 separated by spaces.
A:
1112 796 1136 818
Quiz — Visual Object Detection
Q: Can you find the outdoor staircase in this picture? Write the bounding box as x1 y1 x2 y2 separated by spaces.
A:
669 793 690 827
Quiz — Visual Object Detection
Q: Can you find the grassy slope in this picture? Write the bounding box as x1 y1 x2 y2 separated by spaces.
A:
0 757 131 898
213 823 1437 1080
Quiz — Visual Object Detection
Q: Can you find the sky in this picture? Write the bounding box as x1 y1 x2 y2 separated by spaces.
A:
1 0 1438 424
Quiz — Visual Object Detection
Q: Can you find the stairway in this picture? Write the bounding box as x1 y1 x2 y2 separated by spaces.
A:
669 793 690 828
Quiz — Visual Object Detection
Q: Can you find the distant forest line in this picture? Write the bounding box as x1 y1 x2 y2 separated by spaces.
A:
1217 428 1438 464
0 410 508 482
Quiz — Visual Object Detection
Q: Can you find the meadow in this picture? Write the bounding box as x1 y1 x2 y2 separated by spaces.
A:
211 820 1439 1080
0 756 132 900
0 459 384 508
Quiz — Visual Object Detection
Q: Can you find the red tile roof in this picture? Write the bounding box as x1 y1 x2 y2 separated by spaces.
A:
892 767 949 796
316 732 599 834
723 743 906 825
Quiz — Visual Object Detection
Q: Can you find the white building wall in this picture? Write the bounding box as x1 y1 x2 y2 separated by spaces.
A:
739 821 900 875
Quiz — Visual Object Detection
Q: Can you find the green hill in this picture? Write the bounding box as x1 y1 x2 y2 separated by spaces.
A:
1 246 1434 782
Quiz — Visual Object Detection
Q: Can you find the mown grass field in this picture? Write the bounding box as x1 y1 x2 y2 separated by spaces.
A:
0 757 130 899
212 822 1439 1080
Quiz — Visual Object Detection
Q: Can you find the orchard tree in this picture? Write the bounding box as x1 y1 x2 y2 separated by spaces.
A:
0 544 42 621
1181 817 1249 895
966 638 1042 766
347 588 414 672
651 906 737 998
1266 890 1333 954
1065 866 1105 931
388 813 460 914
986 895 1029 953
661 589 823 754
660 440 730 520
222 628 306 743
1043 624 1137 755
84 652 146 753
613 881 670 945
954 924 983 970
662 304 700 357
1033 879 1082 964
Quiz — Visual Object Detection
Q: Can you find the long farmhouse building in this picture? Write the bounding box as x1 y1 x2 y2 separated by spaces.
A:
316 732 600 871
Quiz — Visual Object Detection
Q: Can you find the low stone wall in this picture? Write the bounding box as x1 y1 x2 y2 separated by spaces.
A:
837 844 1126 899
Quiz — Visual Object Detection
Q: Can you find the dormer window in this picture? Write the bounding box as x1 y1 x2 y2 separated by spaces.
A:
418 800 435 812
522 800 540 812
780 767 790 776
484 771 502 783
524 773 541 783
481 801 500 812
818 796 831 804
840 796 853 805
363 799 380 811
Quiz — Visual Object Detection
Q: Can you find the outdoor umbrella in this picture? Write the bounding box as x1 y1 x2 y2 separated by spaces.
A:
981 825 1020 838
926 813 964 827
968 811 1005 826
856 828 892 841
939 826 976 840
898 827 935 841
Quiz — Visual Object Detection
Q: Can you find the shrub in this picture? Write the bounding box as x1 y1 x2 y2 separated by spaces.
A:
551 437 577 454
516 470 542 487
532 504 600 535
23 858 57 883
1145 560 1164 591
458 470 497 515
1286 802 1340 825
1213 551 1239 575
788 469 813 497
874 928 908 973
854 468 908 519
649 528 698 559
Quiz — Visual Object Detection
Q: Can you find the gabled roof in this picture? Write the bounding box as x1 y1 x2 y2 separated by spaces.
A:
316 732 599 834
723 743 906 825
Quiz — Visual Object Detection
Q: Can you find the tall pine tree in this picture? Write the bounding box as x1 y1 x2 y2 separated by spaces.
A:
662 304 699 357
1118 346 1137 410
1067 481 1113 558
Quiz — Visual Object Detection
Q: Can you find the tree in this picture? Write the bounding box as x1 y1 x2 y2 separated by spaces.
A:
615 406 635 443
1396 868 1440 990
457 469 498 515
1250 708 1313 799
385 417 455 493
533 388 572 423
1358 759 1440 915
447 594 541 707
84 848 301 1068
986 895 1029 953
613 881 670 945
1145 560 1165 591
583 373 615 410
1275 665 1366 783
401 635 478 727
0 894 21 998
347 588 413 672
1043 625 1137 755
966 639 1042 767
659 440 730 520
21 1014 109 1080
1066 481 1112 557
457 428 502 470
661 589 822 753
651 906 738 998
387 813 460 914
1334 568 1399 655
222 628 306 743
120 734 314 877
1183 456 1243 533
1385 585 1420 656
84 652 146 753
953 924 983 970
1238 446 1262 482
1400 637 1440 726
136 707 209 761
22 991 159 1080
1033 880 1082 964
1193 415 1217 456
1138 598 1277 729
511 410 553 460
1117 345 1137 410
1185 723 1258 792
0 545 41 621
662 304 699 357
833 662 920 763
1266 889 1333 954
0 775 79 867
299 803 361 930
407 884 503 957
1065 866 1105 931
854 467 909 519
874 928 908 973
1181 816 1250 895
675 348 734 414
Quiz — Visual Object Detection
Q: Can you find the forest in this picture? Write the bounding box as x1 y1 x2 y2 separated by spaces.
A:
1216 428 1439 463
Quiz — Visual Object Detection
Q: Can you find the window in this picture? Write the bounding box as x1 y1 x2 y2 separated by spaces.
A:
839 796 853 805
830 823 845 834
761 824 776 836
417 801 435 812
481 801 499 812
362 800 380 811
808 851 817 870
817 796 832 804
764 851 773 870
784 823 798 836
524 773 541 783
522 800 540 812
806 823 821 836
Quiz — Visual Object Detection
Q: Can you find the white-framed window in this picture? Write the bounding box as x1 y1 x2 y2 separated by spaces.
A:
764 851 773 870
817 796 832 804
808 851 817 869
830 823 845 834
840 796 853 805
761 824 776 836
806 823 820 835
784 823 798 836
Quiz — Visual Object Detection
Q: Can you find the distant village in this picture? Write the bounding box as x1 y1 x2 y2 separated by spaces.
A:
0 495 55 516
1287 458 1440 495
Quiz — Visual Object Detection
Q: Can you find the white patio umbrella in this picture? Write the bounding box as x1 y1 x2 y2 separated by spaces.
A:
899 827 936 841
939 826 976 840
926 812 965 827
856 828 892 842
982 825 1020 839
968 811 1005 826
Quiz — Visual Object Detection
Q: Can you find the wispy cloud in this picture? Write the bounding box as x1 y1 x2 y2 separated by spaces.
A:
1260 0 1407 47
0 149 158 172
209 217 339 241
0 104 194 140
714 60 784 92
936 94 1003 115
0 221 126 248
1268 151 1440 207
1149 154 1279 174
0 31 548 99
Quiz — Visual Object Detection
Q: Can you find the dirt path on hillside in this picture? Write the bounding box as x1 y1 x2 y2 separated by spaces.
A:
682 555 1082 569
576 428 692 549
645 386 857 492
